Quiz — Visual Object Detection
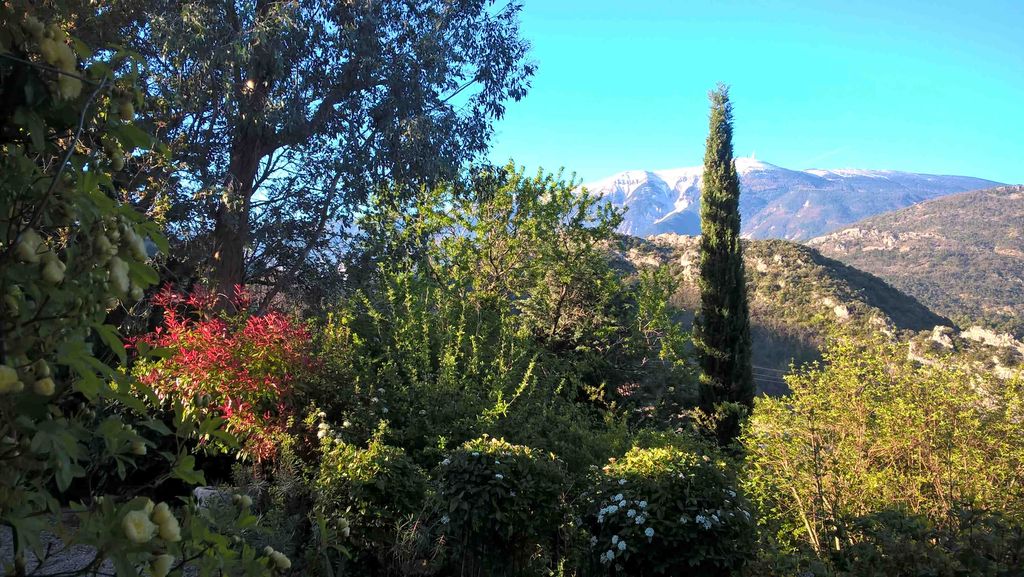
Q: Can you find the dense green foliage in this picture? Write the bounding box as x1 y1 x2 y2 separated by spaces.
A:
582 433 756 576
743 335 1024 575
810 185 1024 338
693 85 753 442
0 4 279 575
436 436 567 576
79 0 535 305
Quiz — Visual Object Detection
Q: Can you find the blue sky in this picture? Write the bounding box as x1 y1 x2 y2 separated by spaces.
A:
486 0 1024 184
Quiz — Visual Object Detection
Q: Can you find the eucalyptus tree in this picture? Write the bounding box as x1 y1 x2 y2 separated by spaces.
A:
101 0 535 307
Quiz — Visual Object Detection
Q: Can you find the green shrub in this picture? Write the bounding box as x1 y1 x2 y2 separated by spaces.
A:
313 422 429 575
823 507 1024 577
435 436 567 576
583 433 755 576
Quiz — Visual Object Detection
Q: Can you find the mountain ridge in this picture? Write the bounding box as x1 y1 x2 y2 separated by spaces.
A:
808 185 1024 338
585 158 1002 241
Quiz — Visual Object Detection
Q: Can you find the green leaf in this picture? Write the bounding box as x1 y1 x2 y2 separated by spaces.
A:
94 323 127 363
173 454 206 485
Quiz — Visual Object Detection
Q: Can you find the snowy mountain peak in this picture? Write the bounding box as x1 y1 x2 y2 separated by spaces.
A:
583 159 1002 241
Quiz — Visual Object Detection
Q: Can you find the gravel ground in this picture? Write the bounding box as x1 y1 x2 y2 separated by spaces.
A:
1 523 113 576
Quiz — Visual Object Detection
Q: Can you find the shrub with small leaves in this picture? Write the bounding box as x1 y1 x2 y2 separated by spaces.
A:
134 285 312 462
583 432 755 576
435 436 567 576
312 422 429 573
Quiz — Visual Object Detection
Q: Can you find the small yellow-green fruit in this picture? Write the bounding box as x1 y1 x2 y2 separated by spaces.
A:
128 232 147 260
108 257 130 295
39 38 59 65
56 42 76 71
58 74 83 100
14 229 44 263
23 16 45 39
129 284 144 303
41 257 66 284
130 440 147 455
0 365 21 393
119 100 135 119
34 377 55 396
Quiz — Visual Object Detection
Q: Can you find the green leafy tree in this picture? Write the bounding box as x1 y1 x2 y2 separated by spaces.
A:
87 0 535 307
693 84 753 444
0 5 277 574
743 334 1024 573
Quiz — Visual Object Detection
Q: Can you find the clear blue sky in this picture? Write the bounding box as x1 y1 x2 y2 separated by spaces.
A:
487 0 1024 184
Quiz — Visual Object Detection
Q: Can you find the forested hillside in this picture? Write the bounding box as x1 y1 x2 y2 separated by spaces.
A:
617 234 951 393
809 185 1024 338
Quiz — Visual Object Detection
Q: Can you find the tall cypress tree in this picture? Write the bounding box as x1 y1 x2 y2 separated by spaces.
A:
693 84 754 445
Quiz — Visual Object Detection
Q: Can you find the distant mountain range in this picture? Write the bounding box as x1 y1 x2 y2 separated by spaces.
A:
584 158 1001 240
809 185 1024 338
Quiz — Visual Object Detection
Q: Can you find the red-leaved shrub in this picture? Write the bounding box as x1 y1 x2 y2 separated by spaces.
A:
135 285 311 461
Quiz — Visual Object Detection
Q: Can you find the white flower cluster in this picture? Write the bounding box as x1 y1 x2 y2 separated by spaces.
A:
122 499 182 545
263 546 292 571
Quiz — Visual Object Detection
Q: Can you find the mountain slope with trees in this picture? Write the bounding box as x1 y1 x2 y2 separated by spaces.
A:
809 185 1024 338
618 234 952 393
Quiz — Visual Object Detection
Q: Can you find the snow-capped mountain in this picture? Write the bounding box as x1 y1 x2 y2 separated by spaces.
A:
583 158 1002 240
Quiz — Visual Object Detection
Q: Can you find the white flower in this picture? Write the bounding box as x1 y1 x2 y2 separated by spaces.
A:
122 509 157 543
158 514 181 542
377 387 385 393
638 500 647 508
495 473 504 480
471 451 480 457
370 396 378 403
150 554 174 577
597 513 605 523
440 515 450 524
381 407 389 414
611 535 619 545
635 515 646 525
270 551 291 570
607 504 618 514
441 458 451 466
617 540 627 551
494 460 500 464
645 527 655 539
618 478 627 485
342 420 351 428
590 536 598 546
627 509 636 518
613 493 624 502
510 490 516 497
317 429 328 439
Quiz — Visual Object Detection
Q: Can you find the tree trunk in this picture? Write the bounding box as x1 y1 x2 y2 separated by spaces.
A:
212 135 262 308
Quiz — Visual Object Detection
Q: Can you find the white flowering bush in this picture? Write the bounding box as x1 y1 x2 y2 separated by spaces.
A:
582 432 755 576
435 436 567 576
